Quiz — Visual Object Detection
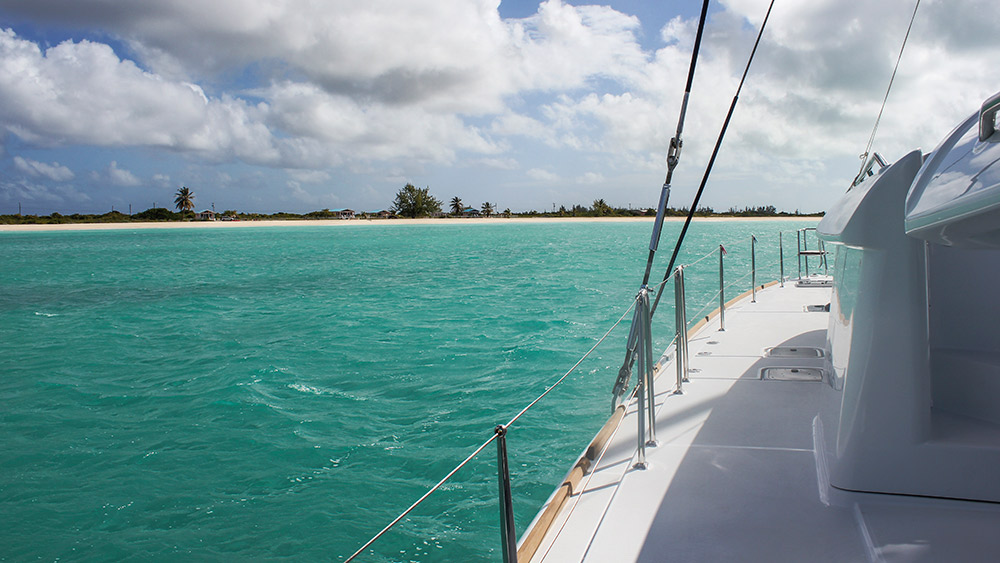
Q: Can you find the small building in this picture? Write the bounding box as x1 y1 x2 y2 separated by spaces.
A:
195 209 217 221
369 209 393 219
330 208 355 219
461 207 481 218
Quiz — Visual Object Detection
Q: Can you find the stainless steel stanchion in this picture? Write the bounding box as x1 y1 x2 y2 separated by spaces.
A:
779 232 784 288
719 245 726 331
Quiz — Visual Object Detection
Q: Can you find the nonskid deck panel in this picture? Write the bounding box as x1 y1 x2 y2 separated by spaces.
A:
522 281 1000 562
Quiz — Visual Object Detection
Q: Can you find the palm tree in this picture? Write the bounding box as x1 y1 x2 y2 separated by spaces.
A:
481 202 495 218
450 196 463 216
174 186 195 212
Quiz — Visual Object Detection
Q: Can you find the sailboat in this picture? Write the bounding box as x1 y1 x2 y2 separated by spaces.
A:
519 87 1000 562
346 2 1000 559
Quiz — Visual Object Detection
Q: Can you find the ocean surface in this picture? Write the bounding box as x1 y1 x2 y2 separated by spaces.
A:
0 219 817 561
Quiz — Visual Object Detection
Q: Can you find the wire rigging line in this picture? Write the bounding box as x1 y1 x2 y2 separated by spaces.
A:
640 0 711 287
858 0 921 177
650 0 776 318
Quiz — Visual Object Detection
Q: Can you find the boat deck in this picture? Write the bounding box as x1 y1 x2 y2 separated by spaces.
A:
525 280 1000 562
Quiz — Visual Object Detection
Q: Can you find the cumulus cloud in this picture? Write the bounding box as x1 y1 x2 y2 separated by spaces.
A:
13 156 74 181
6 1 992 163
0 178 90 205
528 168 559 181
576 171 605 184
0 0 998 212
514 0 1000 202
286 180 340 207
286 169 331 184
0 1 655 166
491 112 553 142
106 161 141 187
473 157 519 170
0 29 280 164
151 173 172 187
696 0 1000 159
262 81 500 164
1 0 644 109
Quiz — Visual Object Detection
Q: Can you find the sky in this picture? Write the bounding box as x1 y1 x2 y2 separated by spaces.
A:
0 0 998 215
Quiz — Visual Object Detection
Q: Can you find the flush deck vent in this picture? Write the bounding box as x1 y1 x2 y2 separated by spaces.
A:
761 367 824 382
765 346 825 358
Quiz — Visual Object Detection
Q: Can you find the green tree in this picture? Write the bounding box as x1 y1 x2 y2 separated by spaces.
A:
481 202 495 217
174 186 195 212
134 207 179 221
450 196 463 216
591 198 612 217
391 184 442 218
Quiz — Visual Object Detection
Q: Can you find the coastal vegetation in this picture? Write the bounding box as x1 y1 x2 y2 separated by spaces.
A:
1 184 823 225
0 205 822 224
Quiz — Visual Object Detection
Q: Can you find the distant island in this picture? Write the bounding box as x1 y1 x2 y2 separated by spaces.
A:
1 183 823 225
0 205 824 225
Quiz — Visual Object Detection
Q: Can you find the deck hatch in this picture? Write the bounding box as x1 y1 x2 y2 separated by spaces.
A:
761 367 824 381
765 346 824 358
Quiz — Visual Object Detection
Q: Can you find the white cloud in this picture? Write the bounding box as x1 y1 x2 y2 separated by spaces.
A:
2 0 646 109
13 156 74 181
472 157 519 170
0 30 281 165
576 171 605 184
286 169 332 184
508 0 1000 209
106 161 141 187
0 0 653 167
0 0 998 213
151 173 172 187
0 178 90 204
286 180 340 207
490 111 555 145
263 81 500 164
527 168 559 181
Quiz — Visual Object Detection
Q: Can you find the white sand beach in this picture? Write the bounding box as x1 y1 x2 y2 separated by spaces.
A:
0 215 817 232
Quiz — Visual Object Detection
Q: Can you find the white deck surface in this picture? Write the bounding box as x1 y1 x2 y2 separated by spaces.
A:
527 281 1000 562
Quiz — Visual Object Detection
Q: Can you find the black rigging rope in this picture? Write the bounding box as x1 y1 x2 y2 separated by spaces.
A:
650 0 776 317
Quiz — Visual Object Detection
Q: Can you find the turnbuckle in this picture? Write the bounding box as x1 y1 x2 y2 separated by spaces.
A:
666 136 683 170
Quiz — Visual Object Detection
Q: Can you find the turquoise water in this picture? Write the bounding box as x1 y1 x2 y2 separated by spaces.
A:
0 219 816 561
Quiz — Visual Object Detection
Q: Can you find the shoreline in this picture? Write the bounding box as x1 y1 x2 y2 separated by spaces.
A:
0 215 818 232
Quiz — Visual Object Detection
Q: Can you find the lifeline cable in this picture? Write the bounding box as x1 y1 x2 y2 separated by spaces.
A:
650 0 776 318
